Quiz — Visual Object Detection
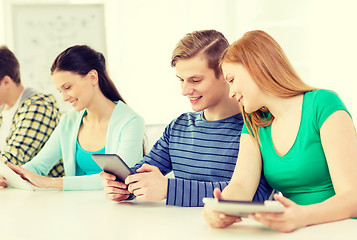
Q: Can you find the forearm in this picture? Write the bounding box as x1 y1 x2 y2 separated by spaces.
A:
47 177 63 189
221 180 256 201
303 191 357 226
166 178 229 207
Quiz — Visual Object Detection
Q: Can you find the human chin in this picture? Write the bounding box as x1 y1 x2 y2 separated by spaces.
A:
242 102 261 114
73 102 85 111
190 101 206 112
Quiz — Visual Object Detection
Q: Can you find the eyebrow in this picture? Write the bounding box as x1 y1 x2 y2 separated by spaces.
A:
176 74 204 80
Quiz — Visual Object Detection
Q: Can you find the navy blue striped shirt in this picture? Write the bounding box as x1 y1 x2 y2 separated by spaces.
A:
132 111 272 206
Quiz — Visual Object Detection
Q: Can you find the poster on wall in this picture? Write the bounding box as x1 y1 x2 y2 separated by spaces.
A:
9 3 106 113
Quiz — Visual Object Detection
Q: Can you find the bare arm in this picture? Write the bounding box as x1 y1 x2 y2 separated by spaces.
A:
221 132 263 201
251 110 357 232
8 162 63 189
304 110 357 223
204 132 263 228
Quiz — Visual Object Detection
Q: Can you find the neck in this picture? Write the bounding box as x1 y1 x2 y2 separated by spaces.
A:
264 94 304 121
85 91 116 124
5 84 24 109
203 97 241 121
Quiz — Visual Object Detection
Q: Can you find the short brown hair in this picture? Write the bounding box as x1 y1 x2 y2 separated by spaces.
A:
171 30 229 78
0 46 21 84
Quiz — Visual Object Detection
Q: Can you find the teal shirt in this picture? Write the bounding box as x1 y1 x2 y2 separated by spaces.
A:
23 101 145 190
75 140 105 175
243 90 350 205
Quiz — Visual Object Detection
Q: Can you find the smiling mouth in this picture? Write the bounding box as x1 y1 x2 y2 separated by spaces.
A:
189 96 202 103
70 99 78 106
190 96 201 100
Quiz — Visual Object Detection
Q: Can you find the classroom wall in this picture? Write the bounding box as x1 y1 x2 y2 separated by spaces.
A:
0 0 356 123
309 0 357 121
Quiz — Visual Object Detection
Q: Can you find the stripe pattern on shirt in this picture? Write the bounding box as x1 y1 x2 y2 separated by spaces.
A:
133 111 272 206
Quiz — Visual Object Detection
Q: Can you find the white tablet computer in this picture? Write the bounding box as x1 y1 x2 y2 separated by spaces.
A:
0 161 38 191
203 198 285 217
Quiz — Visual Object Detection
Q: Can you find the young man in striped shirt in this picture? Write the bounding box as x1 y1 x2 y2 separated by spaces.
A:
100 30 272 206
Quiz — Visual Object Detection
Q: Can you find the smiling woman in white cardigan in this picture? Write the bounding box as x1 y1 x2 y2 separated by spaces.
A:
0 45 145 190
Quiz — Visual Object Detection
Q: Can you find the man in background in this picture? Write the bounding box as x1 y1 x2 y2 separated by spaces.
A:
0 46 63 177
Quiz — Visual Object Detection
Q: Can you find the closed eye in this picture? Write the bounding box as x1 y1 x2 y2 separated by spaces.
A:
227 78 234 84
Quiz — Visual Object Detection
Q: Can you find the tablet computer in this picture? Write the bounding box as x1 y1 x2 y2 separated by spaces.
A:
91 154 133 183
203 198 285 217
0 160 38 191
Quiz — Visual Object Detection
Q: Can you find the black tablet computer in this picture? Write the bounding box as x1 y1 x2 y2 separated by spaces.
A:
91 154 133 183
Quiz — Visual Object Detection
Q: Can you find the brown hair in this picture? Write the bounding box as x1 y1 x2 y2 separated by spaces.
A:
220 30 316 142
51 45 125 103
0 46 21 84
171 30 229 78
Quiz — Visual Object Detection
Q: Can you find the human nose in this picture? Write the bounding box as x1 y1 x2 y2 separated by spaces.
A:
62 92 70 102
181 81 194 96
229 86 236 99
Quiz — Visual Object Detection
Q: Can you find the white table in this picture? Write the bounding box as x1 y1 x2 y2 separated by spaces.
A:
0 188 356 240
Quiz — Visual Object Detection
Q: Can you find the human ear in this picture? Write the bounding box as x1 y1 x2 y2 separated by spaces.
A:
0 76 12 87
87 70 98 85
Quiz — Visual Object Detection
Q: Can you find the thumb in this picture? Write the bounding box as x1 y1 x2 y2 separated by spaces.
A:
7 163 28 180
274 194 296 208
136 164 158 173
213 188 222 199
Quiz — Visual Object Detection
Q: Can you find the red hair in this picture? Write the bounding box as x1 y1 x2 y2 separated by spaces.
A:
220 30 316 142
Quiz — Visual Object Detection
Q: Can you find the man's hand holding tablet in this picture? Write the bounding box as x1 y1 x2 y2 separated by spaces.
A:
94 154 134 202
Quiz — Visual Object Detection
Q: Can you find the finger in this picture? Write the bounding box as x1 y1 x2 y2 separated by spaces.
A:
254 212 286 222
7 163 22 173
135 164 158 173
8 164 29 178
99 171 116 181
105 192 130 202
250 214 271 226
102 179 127 189
135 193 148 202
104 186 130 195
204 207 239 228
250 213 288 232
127 181 142 193
132 188 145 198
274 194 295 208
125 173 143 185
8 164 28 180
213 188 222 199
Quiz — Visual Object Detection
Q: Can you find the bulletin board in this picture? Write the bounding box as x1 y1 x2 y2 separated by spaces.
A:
10 3 106 112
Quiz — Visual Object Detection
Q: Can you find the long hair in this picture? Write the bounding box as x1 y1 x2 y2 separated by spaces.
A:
171 30 229 78
51 45 125 103
220 30 317 142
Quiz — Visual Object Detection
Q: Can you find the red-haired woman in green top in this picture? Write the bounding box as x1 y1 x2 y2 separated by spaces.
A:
204 30 357 232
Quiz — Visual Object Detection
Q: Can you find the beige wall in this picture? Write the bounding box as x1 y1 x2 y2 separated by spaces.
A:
1 0 356 123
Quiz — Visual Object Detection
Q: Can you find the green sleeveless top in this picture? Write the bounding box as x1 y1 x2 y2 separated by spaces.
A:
242 89 350 205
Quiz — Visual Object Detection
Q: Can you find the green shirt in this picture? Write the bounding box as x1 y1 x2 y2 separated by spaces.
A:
242 90 350 205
